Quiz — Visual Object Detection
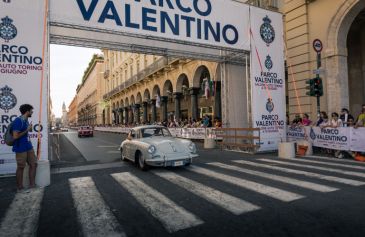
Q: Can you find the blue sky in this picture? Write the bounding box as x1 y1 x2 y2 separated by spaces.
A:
50 45 101 117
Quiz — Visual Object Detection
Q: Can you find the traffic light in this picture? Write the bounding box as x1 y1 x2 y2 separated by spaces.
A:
313 77 323 97
305 79 315 96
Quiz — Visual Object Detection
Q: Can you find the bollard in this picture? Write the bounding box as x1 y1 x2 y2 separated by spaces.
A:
35 160 51 187
278 142 296 159
204 138 216 149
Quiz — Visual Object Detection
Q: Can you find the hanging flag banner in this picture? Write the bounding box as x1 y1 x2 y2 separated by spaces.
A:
0 0 48 175
250 7 286 151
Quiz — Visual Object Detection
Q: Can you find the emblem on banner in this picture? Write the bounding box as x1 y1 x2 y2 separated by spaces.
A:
310 127 316 140
0 16 17 42
260 16 275 46
0 85 17 113
265 98 274 113
265 55 273 70
3 0 11 3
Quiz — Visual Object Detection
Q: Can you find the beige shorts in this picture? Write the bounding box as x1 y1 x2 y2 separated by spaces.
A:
16 149 37 168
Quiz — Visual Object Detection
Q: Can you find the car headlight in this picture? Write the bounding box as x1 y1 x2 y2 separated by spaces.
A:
148 145 156 154
188 142 196 153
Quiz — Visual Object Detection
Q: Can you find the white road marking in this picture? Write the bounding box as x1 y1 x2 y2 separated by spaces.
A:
286 158 365 171
233 160 365 186
187 166 303 202
153 170 260 215
111 172 203 233
207 162 337 193
259 159 365 179
0 188 44 236
69 177 126 237
52 162 124 174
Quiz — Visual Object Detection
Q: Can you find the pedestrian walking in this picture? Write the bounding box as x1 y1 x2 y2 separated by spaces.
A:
12 104 37 191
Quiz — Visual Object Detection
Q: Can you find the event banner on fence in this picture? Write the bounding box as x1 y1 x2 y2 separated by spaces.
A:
286 126 365 152
0 0 48 175
250 7 286 151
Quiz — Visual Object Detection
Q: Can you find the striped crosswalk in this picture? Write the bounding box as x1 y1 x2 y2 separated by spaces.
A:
69 177 126 237
1 156 365 236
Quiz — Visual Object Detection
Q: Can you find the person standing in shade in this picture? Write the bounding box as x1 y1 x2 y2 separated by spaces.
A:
12 104 37 191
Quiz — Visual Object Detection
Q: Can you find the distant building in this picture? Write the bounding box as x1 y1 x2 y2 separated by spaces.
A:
61 102 68 127
68 95 78 127
76 54 105 126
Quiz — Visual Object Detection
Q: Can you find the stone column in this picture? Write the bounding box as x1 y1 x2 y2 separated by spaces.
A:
214 81 222 119
173 92 183 121
129 106 134 124
142 102 148 123
124 106 129 125
189 87 200 120
119 107 124 125
134 104 141 124
150 99 157 123
161 96 168 122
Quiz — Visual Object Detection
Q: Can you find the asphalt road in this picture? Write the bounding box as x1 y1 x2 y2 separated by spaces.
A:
1 130 365 237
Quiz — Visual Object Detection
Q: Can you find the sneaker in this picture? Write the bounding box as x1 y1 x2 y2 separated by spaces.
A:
338 153 344 159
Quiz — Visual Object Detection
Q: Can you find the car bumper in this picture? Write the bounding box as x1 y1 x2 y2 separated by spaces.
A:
145 154 198 167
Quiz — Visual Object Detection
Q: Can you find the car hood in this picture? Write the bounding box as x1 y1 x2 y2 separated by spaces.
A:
140 137 189 153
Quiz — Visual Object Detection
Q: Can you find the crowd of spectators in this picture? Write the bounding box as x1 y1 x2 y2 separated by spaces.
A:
97 115 222 129
289 104 365 129
289 104 365 159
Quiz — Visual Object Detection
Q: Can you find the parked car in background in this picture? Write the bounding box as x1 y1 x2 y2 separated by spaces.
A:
119 125 198 171
60 127 68 132
78 126 93 137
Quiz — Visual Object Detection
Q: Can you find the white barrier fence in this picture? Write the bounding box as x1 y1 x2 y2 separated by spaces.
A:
94 127 217 140
95 126 365 152
287 126 365 152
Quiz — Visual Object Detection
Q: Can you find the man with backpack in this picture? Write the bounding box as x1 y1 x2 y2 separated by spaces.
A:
11 104 36 191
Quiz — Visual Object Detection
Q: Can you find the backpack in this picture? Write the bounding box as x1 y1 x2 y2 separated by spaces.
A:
4 120 15 146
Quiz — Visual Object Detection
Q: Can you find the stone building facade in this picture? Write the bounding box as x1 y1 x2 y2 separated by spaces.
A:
102 51 222 125
67 95 78 127
76 55 105 126
283 0 365 119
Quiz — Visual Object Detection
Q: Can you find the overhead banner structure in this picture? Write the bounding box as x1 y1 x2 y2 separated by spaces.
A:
250 7 286 152
50 0 250 51
0 0 48 175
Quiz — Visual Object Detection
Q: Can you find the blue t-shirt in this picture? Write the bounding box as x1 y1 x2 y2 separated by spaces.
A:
12 116 33 153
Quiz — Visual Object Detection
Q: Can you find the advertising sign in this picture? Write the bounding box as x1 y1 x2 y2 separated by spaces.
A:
249 7 286 151
49 0 250 51
0 0 48 175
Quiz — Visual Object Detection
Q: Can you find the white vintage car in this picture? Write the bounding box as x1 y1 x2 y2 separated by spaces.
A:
119 125 198 170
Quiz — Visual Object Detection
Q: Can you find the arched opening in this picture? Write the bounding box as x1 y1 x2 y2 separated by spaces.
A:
176 74 190 121
347 8 365 117
163 80 174 122
326 0 365 113
152 85 161 122
192 65 212 121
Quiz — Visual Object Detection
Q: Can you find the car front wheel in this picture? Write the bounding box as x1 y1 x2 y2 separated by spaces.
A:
137 152 148 171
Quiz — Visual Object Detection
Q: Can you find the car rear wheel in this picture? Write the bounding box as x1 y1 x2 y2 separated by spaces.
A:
137 152 148 171
120 148 126 161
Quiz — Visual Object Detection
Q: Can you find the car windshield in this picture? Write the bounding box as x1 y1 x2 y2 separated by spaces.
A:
142 127 171 138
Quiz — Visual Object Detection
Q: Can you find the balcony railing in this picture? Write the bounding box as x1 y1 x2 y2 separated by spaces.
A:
103 56 179 100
